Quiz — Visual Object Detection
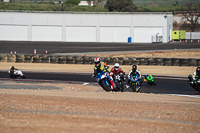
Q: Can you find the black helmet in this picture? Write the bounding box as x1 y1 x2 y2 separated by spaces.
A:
11 66 15 69
196 67 200 76
132 65 137 71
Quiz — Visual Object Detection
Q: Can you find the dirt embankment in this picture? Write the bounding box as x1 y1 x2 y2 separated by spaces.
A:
0 87 200 133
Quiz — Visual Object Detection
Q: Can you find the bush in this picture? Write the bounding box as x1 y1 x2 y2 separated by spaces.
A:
65 0 80 5
105 0 138 12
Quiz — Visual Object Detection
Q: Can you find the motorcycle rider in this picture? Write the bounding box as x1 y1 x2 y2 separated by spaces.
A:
128 65 142 88
110 63 126 82
188 67 200 88
10 66 17 75
143 73 151 81
91 57 116 90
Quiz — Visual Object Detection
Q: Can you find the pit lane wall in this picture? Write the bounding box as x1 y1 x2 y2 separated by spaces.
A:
0 11 173 43
0 54 199 66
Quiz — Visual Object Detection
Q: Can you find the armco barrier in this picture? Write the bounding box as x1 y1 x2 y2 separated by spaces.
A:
0 54 199 67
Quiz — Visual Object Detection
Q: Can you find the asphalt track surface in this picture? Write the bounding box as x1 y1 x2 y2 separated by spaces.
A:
0 71 199 95
0 41 200 55
0 41 200 95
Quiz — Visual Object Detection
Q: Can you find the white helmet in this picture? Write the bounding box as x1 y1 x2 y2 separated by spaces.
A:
94 57 101 66
114 63 119 71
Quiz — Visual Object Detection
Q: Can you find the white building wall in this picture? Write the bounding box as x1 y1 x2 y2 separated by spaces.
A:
0 11 173 43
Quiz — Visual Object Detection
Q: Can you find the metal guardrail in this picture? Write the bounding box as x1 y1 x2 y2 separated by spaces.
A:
0 54 199 66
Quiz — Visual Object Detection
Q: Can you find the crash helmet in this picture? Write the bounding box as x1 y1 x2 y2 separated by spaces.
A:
94 57 101 67
11 66 15 69
114 63 119 71
196 67 200 76
132 65 137 72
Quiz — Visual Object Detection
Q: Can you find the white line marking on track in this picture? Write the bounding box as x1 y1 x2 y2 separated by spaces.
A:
83 82 89 85
168 94 200 98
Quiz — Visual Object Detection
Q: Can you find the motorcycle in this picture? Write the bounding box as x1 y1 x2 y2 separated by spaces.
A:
95 71 114 92
196 79 200 92
8 69 26 79
188 74 200 92
111 73 125 92
143 74 156 86
130 73 141 92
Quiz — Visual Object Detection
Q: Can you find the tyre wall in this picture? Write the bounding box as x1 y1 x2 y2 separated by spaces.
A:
0 54 199 66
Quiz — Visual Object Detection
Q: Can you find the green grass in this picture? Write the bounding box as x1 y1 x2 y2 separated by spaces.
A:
0 2 199 12
133 0 200 7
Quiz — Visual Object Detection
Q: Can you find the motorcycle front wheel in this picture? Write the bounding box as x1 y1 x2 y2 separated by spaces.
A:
131 83 136 92
10 74 16 78
120 82 125 92
100 80 111 92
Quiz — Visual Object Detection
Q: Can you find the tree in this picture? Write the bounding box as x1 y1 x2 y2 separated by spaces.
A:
181 10 200 32
65 0 80 5
105 0 138 12
87 0 92 6
94 0 102 6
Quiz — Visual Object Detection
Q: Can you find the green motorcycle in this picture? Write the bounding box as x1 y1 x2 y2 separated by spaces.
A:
143 74 156 86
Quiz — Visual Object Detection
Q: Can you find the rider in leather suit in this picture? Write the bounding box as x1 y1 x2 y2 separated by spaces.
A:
128 65 142 88
92 57 116 90
110 63 125 82
188 67 200 88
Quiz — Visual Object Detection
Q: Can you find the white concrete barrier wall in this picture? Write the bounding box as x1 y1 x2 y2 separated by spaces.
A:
0 11 173 43
186 32 200 39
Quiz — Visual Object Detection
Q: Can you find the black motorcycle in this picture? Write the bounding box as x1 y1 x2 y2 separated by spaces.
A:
111 73 125 92
188 75 200 92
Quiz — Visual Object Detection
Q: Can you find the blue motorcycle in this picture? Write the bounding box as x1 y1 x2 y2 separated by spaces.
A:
95 71 113 92
130 73 141 92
